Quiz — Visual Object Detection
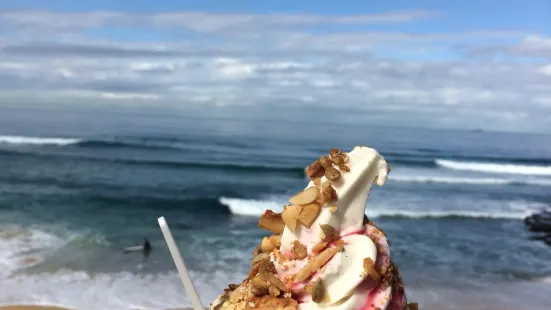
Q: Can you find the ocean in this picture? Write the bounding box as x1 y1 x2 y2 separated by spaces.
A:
0 108 550 310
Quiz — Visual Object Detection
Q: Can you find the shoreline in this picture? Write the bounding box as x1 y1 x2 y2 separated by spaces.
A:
0 307 72 310
0 307 198 310
0 303 525 310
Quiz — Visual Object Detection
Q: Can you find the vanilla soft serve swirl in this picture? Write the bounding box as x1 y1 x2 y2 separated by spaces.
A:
209 146 412 310
273 146 400 310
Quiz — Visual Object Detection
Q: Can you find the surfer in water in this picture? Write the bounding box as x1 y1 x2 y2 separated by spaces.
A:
124 237 152 257
143 237 152 256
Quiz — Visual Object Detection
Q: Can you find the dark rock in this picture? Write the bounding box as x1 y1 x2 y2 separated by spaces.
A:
524 209 551 246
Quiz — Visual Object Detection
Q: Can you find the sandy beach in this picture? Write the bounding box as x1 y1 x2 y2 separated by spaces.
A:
0 305 528 310
0 307 198 310
0 307 72 310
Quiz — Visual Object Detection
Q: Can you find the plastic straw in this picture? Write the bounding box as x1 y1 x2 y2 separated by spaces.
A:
158 216 204 310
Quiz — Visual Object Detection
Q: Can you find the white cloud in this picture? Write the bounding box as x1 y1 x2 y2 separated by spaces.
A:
533 97 551 106
538 64 551 76
0 10 437 31
130 62 177 74
518 35 551 56
0 10 549 132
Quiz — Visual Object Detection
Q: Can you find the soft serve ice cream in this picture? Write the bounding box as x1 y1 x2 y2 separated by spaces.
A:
210 146 417 310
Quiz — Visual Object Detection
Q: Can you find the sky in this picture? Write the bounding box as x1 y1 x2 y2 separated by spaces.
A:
1 0 550 132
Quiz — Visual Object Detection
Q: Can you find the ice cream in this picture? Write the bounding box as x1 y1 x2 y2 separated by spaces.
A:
210 146 417 310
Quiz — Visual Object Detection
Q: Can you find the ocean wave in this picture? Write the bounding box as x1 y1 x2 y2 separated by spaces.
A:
0 135 80 146
220 197 538 220
0 135 250 152
436 159 551 176
0 269 237 310
533 276 551 284
82 196 232 215
0 149 306 175
0 225 115 279
0 225 244 309
219 197 282 216
76 139 188 151
3 135 551 176
390 175 551 186
0 226 65 277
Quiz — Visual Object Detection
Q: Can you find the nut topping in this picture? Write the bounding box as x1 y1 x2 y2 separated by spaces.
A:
291 240 307 259
311 278 326 303
258 262 289 292
312 241 328 254
281 205 303 232
319 224 338 241
289 186 319 205
258 210 285 234
252 253 270 265
320 185 337 203
260 237 275 253
319 156 333 169
294 246 342 282
268 286 281 297
298 203 321 228
363 257 380 281
306 161 324 178
339 164 350 172
324 166 341 181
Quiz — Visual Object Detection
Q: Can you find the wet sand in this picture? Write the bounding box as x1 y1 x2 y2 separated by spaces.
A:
0 307 72 310
0 307 198 310
0 304 521 310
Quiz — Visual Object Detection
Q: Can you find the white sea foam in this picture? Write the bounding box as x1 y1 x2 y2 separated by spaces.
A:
0 226 65 278
220 197 545 220
219 197 283 216
0 269 238 310
0 225 243 310
389 175 551 186
0 135 80 146
436 159 551 176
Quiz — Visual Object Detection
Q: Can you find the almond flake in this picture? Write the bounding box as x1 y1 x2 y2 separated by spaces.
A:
249 282 268 297
306 160 324 178
294 246 340 282
312 241 328 254
281 205 303 231
258 210 285 234
248 261 262 280
269 234 281 248
252 253 270 265
298 203 321 228
319 224 338 241
313 177 321 186
251 276 270 289
324 166 341 181
363 257 380 281
311 278 325 303
268 286 281 297
339 164 350 172
321 185 337 204
319 156 333 169
260 271 289 292
260 237 275 253
291 240 307 259
329 148 342 159
289 186 319 205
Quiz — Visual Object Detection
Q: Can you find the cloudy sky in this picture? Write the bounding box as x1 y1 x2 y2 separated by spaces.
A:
1 0 550 132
